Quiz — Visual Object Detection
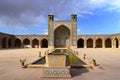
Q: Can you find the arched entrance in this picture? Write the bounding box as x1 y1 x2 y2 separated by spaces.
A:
105 38 111 48
23 38 30 48
77 38 84 48
41 39 48 48
15 38 21 48
96 38 102 48
114 38 119 48
8 38 12 48
87 38 93 48
32 39 39 48
54 25 70 48
2 37 7 48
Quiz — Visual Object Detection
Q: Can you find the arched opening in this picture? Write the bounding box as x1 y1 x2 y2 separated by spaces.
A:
105 38 111 48
114 38 119 48
41 39 48 48
23 38 30 48
32 39 39 48
77 38 84 48
8 38 12 48
87 38 93 48
96 38 102 48
2 37 7 48
15 38 21 48
54 25 70 48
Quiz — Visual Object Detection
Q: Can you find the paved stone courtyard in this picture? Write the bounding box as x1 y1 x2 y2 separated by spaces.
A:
0 48 120 80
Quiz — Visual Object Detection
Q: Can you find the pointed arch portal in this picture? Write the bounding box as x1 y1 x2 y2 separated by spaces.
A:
77 38 84 48
15 38 21 48
32 39 39 48
2 37 7 48
54 25 70 48
87 38 93 48
23 38 30 48
96 38 102 48
41 39 48 48
105 38 111 48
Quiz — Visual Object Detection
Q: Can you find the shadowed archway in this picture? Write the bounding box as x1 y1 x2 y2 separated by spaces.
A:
77 38 84 48
8 38 12 48
23 38 30 48
105 38 111 48
87 38 93 48
54 25 70 48
32 39 39 48
96 38 102 48
15 38 22 48
41 39 48 48
2 37 7 48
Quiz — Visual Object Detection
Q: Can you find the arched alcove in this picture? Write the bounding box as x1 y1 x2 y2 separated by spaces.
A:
2 37 7 48
77 38 84 48
15 38 22 48
87 38 93 48
23 38 30 48
54 25 70 48
32 39 39 48
105 38 111 48
41 39 48 48
96 38 102 48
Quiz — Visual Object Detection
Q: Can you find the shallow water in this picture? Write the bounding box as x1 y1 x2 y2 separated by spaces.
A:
33 57 45 64
33 49 85 65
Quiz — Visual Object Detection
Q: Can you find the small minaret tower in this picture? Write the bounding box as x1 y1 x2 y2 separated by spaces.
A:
71 14 77 48
48 15 54 48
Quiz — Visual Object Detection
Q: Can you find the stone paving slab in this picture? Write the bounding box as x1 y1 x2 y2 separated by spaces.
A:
0 48 120 80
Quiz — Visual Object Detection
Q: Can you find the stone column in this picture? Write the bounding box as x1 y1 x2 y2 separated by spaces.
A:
113 39 115 48
118 38 120 48
93 39 96 48
112 39 115 48
111 40 113 48
84 39 86 48
30 40 32 48
102 39 105 48
117 39 119 48
21 40 23 48
0 39 2 48
21 40 24 48
39 39 41 48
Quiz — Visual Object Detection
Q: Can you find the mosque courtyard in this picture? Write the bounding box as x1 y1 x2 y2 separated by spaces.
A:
0 48 120 80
